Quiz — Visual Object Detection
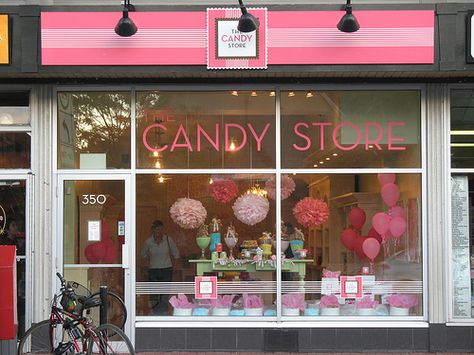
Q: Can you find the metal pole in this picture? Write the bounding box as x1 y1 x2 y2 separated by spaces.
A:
99 286 108 325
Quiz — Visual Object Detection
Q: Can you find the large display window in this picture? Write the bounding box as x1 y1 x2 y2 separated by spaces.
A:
57 88 424 321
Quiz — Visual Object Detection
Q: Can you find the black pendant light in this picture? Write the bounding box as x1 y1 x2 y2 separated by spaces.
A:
115 0 137 37
337 0 360 33
238 0 259 33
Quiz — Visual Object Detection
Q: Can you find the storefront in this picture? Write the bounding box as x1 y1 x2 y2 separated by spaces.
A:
1 1 474 353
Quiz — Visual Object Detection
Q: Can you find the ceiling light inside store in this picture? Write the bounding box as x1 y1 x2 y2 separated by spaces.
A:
231 91 239 96
319 161 324 164
246 184 268 198
288 92 295 97
158 175 165 183
229 139 237 151
451 130 474 135
269 92 276 97
154 160 162 169
251 91 258 97
451 143 474 147
332 153 338 156
306 92 314 98
325 157 330 160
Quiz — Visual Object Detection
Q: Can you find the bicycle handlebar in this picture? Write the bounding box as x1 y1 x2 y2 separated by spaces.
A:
56 272 67 288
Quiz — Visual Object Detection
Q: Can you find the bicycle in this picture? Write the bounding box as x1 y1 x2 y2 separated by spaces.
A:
18 273 134 354
63 276 127 333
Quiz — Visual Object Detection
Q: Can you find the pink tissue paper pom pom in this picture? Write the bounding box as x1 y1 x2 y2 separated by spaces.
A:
281 293 306 311
210 178 239 203
169 197 207 229
232 194 269 226
169 294 196 309
265 175 296 200
385 293 418 308
356 296 379 309
293 197 329 228
320 294 339 308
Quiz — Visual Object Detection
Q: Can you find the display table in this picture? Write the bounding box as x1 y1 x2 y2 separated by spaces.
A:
189 259 312 282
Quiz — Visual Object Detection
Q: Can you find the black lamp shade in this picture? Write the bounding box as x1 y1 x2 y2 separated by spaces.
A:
115 9 137 37
238 11 259 32
337 13 360 33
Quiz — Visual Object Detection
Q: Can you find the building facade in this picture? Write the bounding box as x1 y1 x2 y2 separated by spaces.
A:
1 0 474 352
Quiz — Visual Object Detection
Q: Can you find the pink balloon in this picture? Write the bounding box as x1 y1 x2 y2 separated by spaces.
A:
84 244 100 264
389 206 404 218
367 227 382 244
362 237 381 261
389 216 407 238
381 183 400 207
354 236 367 261
372 212 391 236
102 240 119 263
348 207 366 230
377 173 396 186
340 228 358 251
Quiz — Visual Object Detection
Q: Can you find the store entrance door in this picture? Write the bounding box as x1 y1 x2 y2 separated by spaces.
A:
0 175 31 339
58 175 132 341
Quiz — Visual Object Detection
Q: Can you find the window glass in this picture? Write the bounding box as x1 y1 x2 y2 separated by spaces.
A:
135 173 276 318
63 180 125 265
281 173 423 317
57 92 131 169
281 91 421 169
136 91 275 169
0 132 30 168
0 91 30 125
451 89 474 168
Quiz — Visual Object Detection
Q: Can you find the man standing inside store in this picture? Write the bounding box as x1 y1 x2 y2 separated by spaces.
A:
140 219 180 315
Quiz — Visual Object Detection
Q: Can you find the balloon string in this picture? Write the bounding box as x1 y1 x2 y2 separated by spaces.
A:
369 260 375 275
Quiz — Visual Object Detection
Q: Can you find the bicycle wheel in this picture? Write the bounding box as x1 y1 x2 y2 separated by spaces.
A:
18 319 84 355
86 323 135 355
88 291 127 331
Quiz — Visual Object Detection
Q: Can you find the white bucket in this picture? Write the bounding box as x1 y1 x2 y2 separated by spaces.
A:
244 307 263 316
357 308 376 316
320 307 340 316
389 306 410 316
173 308 193 316
212 307 231 316
282 307 300 316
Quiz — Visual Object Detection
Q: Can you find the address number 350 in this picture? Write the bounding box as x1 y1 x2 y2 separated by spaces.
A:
81 194 107 205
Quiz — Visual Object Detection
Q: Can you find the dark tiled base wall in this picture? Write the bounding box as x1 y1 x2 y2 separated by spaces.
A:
135 325 474 352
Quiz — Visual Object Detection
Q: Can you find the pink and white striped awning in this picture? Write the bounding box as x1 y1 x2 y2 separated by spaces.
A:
41 10 434 66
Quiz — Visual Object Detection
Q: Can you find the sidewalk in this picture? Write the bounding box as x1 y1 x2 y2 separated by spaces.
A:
136 353 473 355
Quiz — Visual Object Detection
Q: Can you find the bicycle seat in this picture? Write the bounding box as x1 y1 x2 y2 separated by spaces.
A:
82 295 102 310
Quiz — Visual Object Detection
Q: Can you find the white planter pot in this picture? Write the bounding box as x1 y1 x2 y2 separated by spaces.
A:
282 307 300 316
173 308 193 316
389 306 410 316
244 307 263 316
212 307 231 316
357 308 376 316
320 307 340 316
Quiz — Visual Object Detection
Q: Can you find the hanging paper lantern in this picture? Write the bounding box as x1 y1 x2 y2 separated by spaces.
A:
209 178 239 203
293 197 329 228
265 175 296 200
232 194 270 226
170 198 207 229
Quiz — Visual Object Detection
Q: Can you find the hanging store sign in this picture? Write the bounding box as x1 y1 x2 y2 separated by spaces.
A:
207 8 267 69
195 276 217 299
0 15 9 64
41 10 434 66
